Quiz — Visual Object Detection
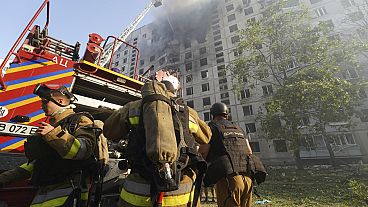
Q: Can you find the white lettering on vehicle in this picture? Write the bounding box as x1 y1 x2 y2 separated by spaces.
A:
52 56 69 68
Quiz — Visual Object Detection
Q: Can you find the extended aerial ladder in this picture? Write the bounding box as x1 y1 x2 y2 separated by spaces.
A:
97 0 162 75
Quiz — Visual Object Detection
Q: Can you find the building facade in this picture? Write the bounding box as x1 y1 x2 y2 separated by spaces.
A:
111 0 368 165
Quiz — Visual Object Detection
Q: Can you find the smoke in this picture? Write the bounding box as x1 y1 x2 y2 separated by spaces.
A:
138 0 220 69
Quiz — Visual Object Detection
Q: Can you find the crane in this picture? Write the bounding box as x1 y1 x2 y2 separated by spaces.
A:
97 0 162 68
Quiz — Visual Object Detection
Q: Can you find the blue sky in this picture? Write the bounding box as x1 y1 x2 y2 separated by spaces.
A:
0 0 156 58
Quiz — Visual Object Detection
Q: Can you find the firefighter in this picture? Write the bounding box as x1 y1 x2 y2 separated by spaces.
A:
0 84 99 207
103 75 212 207
201 102 253 207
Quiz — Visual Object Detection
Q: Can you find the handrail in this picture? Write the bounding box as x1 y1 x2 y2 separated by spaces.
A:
99 36 140 80
0 0 50 90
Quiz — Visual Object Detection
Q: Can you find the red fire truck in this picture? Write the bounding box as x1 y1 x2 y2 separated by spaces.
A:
0 0 162 206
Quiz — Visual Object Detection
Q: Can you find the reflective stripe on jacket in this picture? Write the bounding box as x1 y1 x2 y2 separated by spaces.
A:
30 185 89 207
119 173 195 207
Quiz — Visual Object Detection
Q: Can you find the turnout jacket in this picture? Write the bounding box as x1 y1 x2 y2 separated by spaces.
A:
0 108 97 207
103 96 212 207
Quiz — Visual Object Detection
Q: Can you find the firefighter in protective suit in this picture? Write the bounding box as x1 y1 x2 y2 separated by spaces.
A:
200 103 253 207
103 75 212 207
0 84 99 207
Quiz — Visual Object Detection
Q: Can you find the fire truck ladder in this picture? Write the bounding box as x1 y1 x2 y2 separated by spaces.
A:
97 0 162 69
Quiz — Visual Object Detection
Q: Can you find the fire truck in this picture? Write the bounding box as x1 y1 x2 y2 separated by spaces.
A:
0 0 162 206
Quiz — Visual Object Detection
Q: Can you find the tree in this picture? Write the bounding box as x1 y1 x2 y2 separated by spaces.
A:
263 69 358 166
227 1 359 167
341 0 368 58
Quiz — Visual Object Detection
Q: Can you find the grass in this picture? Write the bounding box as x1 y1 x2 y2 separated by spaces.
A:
201 165 368 207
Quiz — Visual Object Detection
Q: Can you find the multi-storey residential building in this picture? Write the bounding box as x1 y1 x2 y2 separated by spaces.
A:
112 0 368 165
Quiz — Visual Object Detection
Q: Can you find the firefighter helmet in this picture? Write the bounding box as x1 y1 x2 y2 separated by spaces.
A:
33 83 77 103
210 102 228 116
161 75 180 93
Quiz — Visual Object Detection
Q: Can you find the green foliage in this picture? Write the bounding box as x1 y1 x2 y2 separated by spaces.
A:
227 1 361 162
348 179 368 205
227 1 353 93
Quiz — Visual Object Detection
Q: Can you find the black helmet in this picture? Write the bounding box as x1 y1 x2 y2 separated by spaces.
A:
210 102 228 116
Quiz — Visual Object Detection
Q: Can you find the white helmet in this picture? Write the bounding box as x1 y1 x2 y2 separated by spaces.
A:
161 75 180 93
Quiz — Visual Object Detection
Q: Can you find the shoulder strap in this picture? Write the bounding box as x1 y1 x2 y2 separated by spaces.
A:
67 112 95 134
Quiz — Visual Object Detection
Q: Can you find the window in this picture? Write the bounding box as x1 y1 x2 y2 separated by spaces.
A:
150 55 155 61
250 142 260 152
187 100 194 108
142 33 147 38
204 112 211 121
216 52 224 58
199 47 207 55
201 70 209 78
214 35 221 41
219 78 227 84
185 52 192 59
212 24 220 30
186 87 193 95
202 83 210 92
226 4 234 12
240 89 250 99
124 50 128 55
200 58 208 66
215 46 223 52
229 24 238 33
221 92 229 99
314 7 327 17
341 0 355 8
247 17 256 24
310 0 323 4
218 65 225 70
218 70 226 77
121 66 125 71
214 41 222 46
274 140 288 152
217 58 225 63
262 85 273 96
203 97 211 106
213 30 221 36
140 59 145 66
243 105 253 116
114 61 119 67
185 62 192 71
361 109 368 122
186 74 193 83
231 36 240 44
139 69 144 75
358 88 367 98
245 123 256 133
347 68 358 79
123 58 127 64
244 7 254 15
228 14 236 22
212 19 220 25
332 133 356 145
220 85 228 91
242 0 251 6
345 133 356 144
116 53 120 58
222 99 230 105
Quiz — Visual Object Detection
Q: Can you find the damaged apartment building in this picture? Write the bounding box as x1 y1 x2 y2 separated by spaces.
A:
110 0 368 165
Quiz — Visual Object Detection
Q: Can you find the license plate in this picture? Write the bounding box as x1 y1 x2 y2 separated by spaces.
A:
0 121 38 137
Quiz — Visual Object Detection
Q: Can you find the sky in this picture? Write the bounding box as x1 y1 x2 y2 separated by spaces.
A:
0 0 158 58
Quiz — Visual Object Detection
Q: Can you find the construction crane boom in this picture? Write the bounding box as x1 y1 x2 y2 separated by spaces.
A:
98 1 161 67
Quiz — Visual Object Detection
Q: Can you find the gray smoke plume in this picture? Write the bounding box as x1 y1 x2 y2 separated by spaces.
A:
138 0 220 70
